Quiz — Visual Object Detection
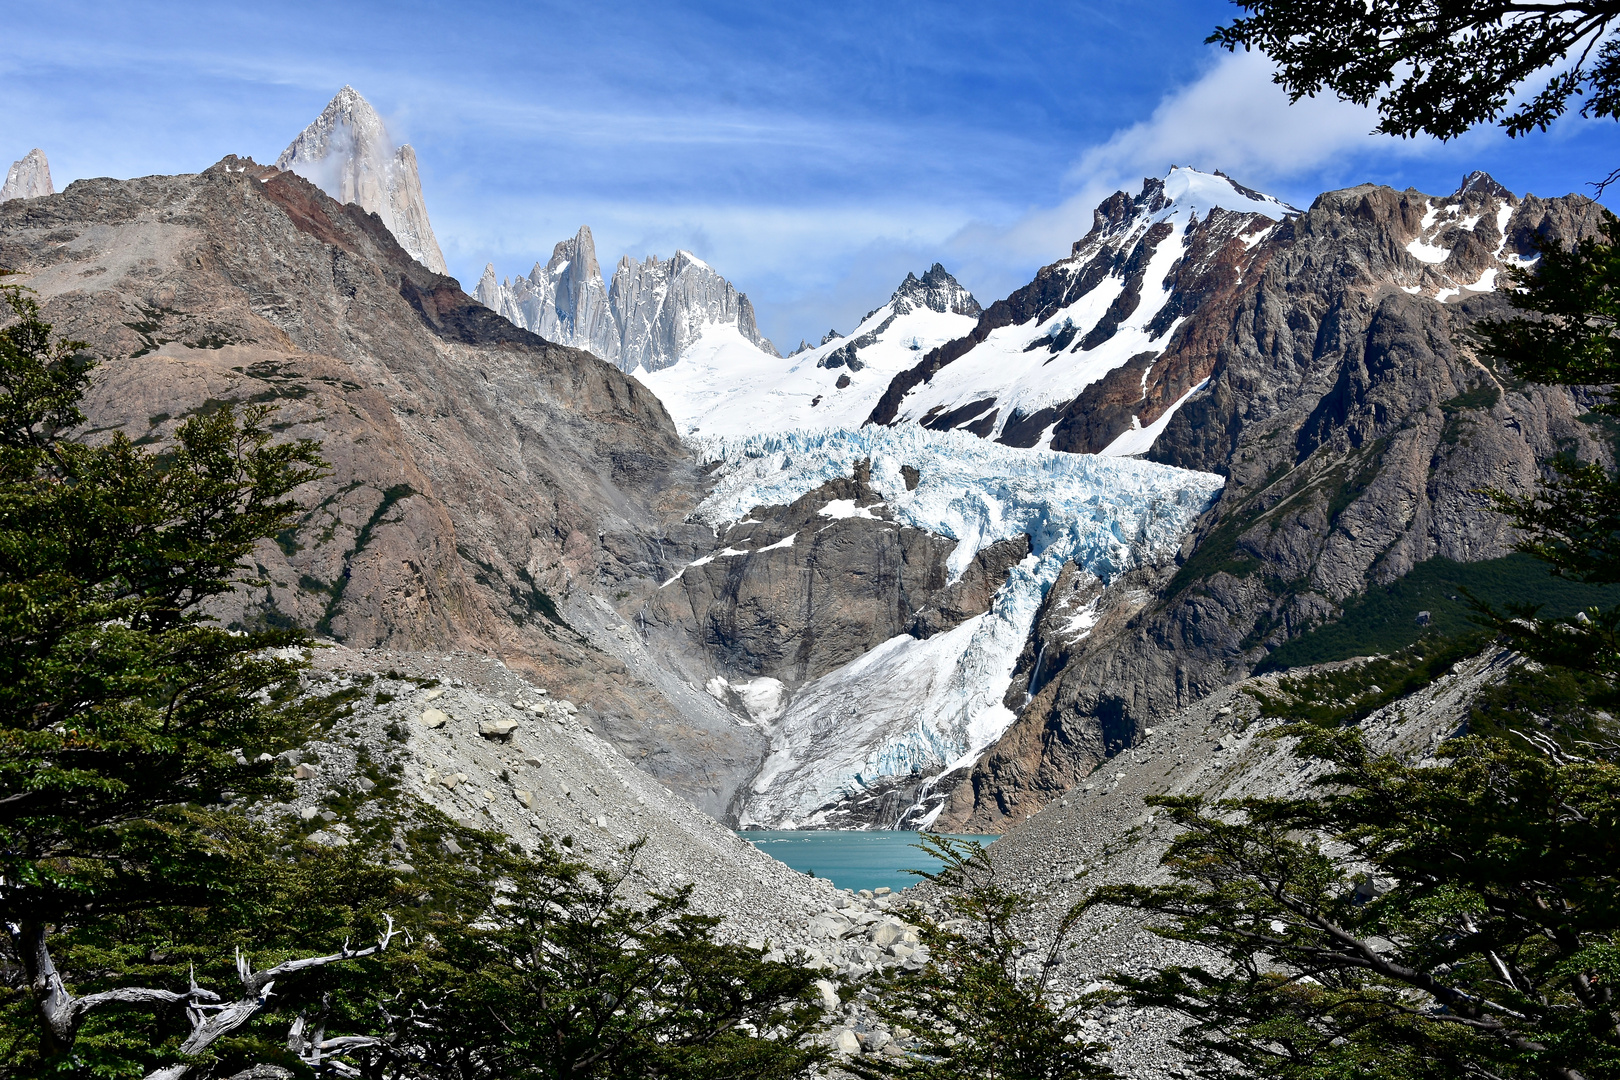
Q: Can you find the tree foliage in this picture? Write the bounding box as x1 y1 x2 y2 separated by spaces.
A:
1210 1 1620 141
0 281 828 1080
0 276 341 1071
363 837 826 1080
1094 731 1620 1080
850 837 1114 1080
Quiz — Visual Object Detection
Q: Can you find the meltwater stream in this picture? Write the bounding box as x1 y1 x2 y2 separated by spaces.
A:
739 831 999 894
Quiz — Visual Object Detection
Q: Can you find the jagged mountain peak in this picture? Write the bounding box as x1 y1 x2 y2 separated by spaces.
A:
547 225 602 279
276 86 448 275
1 149 54 202
892 262 982 318
635 261 984 438
479 233 776 371
1080 166 1297 255
1454 170 1513 200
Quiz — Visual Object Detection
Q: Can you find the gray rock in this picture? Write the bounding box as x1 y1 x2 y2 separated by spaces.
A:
0 149 52 202
276 86 448 274
871 920 908 948
813 978 840 1011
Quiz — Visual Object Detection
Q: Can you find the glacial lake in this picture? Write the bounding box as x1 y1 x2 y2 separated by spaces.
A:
739 830 1000 894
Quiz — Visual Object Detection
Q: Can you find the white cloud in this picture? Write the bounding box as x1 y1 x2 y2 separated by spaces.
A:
947 48 1452 272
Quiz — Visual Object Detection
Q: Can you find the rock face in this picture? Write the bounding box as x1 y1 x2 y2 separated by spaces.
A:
475 226 620 366
0 155 762 819
611 249 779 371
1 149 53 202
478 238 778 373
634 264 982 438
932 172 1611 830
867 168 1296 452
276 86 449 275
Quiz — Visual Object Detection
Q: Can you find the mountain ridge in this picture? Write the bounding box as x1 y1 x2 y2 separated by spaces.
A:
476 229 778 373
635 263 983 438
927 169 1610 829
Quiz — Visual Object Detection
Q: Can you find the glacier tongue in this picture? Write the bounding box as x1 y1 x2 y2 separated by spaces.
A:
692 427 1224 828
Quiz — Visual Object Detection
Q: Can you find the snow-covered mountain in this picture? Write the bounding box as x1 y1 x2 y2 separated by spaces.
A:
1 149 53 202
636 263 982 437
477 232 778 373
276 86 448 275
867 167 1297 454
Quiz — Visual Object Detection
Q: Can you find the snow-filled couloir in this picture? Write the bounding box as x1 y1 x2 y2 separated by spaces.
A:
675 426 1224 829
867 167 1297 455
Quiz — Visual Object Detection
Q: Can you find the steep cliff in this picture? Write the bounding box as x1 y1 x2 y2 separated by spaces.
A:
1 148 53 202
0 156 763 818
932 173 1611 829
477 236 778 373
611 248 778 372
475 226 621 366
276 86 449 275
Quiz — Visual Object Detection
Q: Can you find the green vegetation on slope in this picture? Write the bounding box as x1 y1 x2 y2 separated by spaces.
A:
1258 552 1620 672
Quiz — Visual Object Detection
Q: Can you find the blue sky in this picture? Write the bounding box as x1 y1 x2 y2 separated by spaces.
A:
5 0 1618 350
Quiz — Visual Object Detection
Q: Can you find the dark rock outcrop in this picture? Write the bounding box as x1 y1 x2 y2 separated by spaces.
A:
644 465 1030 691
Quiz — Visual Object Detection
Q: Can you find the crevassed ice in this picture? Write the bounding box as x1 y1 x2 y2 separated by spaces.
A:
692 426 1225 827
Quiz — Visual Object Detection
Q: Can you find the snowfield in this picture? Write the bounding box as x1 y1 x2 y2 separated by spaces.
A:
688 426 1225 828
634 293 979 438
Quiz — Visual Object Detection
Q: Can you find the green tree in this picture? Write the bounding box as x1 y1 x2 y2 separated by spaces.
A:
849 837 1114 1080
1091 730 1620 1080
361 834 827 1080
1087 12 1620 1080
1211 2 1620 141
1478 210 1620 696
0 276 362 1073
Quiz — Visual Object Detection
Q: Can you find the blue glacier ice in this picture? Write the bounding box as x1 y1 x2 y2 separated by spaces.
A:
690 426 1225 828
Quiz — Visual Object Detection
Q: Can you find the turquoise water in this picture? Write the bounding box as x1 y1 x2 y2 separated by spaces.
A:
739 830 999 894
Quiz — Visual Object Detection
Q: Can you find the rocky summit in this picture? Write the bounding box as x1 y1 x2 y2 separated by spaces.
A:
277 86 449 275
477 231 778 374
635 263 984 437
1 148 53 202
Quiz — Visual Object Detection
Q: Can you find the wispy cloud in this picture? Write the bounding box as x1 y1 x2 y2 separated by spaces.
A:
3 2 1615 352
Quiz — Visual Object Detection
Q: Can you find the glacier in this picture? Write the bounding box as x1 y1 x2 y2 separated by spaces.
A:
687 426 1224 828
